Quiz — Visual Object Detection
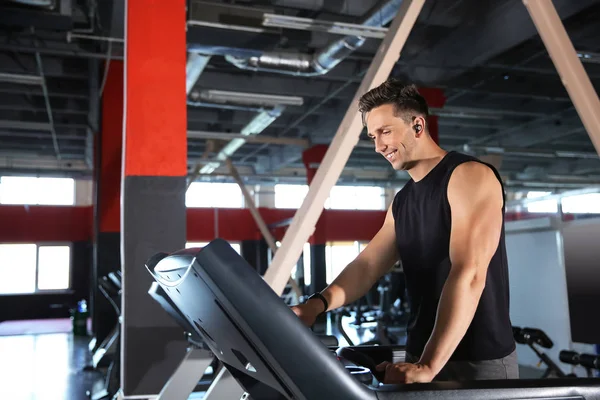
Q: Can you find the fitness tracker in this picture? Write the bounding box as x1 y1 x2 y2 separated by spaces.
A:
306 292 329 314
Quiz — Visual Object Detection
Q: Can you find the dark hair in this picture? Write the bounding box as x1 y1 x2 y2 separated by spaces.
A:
358 78 429 126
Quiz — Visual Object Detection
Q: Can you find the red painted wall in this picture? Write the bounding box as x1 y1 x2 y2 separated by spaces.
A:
0 205 562 245
0 206 93 243
0 206 385 243
0 205 386 244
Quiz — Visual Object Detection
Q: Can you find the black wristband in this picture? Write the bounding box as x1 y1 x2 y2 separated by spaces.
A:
307 292 328 314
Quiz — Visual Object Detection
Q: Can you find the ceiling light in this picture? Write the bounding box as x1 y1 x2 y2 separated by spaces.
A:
0 72 43 85
577 52 600 64
198 90 304 107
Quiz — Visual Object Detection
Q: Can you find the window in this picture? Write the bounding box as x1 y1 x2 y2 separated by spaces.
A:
274 184 309 209
562 193 600 214
526 191 558 213
0 176 75 205
0 244 71 295
326 186 385 210
186 182 244 208
302 243 311 286
186 241 241 255
274 184 385 210
37 246 71 290
325 241 367 284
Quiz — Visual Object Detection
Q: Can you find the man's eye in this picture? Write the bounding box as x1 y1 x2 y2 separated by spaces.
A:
383 130 391 135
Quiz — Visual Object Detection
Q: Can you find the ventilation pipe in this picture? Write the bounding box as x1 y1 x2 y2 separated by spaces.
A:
224 0 403 76
186 53 211 94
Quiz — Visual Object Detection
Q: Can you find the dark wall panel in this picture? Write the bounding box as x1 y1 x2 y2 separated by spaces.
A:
0 240 92 322
562 219 600 344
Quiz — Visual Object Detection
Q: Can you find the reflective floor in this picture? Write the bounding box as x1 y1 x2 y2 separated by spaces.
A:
0 333 104 400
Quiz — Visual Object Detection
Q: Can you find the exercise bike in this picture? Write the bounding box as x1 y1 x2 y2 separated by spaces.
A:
513 326 575 378
560 350 600 378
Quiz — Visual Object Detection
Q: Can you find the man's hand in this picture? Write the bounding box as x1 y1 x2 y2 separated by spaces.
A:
375 361 435 384
290 299 325 327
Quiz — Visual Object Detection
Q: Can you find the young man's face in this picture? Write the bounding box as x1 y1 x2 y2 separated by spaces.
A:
365 104 417 171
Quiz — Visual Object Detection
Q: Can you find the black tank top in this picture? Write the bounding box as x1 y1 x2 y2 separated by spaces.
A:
392 151 516 361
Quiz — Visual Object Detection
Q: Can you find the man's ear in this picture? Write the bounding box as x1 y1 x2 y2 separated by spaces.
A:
413 115 427 136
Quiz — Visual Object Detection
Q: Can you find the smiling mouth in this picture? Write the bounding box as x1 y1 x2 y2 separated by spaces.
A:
385 150 397 160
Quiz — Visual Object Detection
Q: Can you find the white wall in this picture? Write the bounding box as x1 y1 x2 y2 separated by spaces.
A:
506 225 572 368
505 220 596 374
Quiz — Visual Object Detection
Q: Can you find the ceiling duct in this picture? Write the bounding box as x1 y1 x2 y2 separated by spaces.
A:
199 106 286 174
223 0 403 76
186 53 211 95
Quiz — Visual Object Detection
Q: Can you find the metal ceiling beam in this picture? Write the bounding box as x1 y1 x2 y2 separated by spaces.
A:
0 87 89 100
0 131 86 140
0 120 50 131
263 0 426 296
187 130 309 147
465 144 600 161
0 72 43 85
523 0 600 157
0 43 124 61
0 120 88 131
399 0 598 84
465 106 576 146
0 105 88 115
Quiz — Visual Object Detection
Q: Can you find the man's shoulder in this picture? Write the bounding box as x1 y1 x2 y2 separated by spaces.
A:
447 161 504 207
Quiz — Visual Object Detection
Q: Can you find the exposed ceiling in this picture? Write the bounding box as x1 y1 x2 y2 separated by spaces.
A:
1 0 600 193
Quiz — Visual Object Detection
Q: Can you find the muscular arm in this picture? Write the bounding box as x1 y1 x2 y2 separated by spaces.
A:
308 205 399 313
418 162 504 376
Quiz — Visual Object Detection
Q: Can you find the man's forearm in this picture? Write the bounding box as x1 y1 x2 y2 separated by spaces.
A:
418 267 486 375
310 258 383 313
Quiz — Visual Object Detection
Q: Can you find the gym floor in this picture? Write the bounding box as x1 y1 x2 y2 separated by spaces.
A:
0 314 545 400
0 332 104 400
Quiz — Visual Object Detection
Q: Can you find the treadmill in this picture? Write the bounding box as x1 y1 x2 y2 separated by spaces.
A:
146 238 600 400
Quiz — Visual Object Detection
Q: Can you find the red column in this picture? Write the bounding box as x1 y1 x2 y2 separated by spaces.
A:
302 144 329 186
98 61 123 233
418 87 446 145
123 2 187 176
92 60 123 347
121 0 188 396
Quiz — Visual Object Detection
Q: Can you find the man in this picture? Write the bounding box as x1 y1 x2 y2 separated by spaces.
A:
291 78 518 384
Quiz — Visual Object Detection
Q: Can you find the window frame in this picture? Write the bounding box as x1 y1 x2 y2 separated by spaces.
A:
0 241 73 296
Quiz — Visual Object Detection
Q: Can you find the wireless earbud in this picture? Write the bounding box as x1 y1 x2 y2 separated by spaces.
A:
414 124 422 133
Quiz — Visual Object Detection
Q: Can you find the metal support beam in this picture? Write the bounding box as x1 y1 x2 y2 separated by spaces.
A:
226 158 278 253
0 120 51 131
225 158 303 299
523 0 600 156
263 0 426 295
34 51 61 159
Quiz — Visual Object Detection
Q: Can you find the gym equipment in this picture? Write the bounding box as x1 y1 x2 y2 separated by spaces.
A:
335 270 407 347
145 255 340 400
560 350 600 377
145 239 600 399
90 272 121 369
86 272 122 400
147 279 242 400
513 326 572 378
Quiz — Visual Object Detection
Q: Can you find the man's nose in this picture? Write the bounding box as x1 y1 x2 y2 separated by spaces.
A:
375 136 387 154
